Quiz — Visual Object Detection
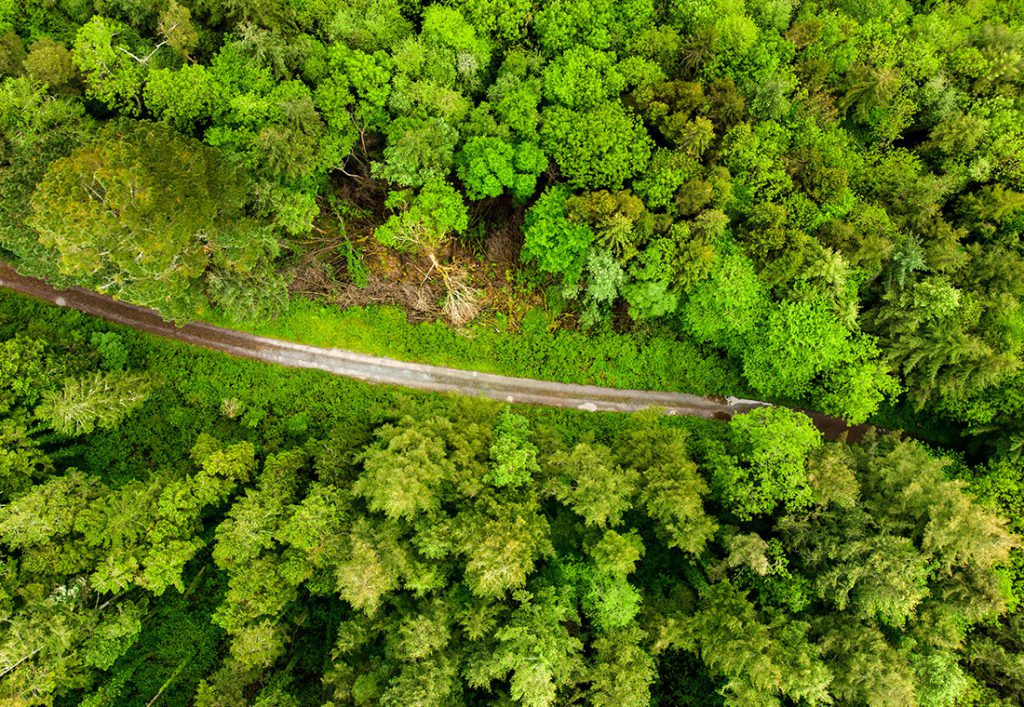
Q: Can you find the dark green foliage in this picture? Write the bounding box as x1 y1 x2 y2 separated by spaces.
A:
28 121 277 320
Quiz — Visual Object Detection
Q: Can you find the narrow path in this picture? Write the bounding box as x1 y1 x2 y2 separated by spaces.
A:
0 264 869 441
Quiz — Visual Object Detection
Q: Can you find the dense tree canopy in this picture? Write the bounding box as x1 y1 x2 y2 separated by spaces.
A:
3 0 1024 702
0 295 1020 705
27 121 282 319
0 0 1022 427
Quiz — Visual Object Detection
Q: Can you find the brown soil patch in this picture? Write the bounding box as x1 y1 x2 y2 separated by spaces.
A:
291 183 546 328
335 277 445 323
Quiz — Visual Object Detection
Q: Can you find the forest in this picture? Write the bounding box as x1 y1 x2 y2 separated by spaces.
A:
0 290 1020 706
1 0 1024 703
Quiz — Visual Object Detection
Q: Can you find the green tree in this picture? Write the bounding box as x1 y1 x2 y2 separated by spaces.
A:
486 411 540 488
587 627 656 706
465 587 585 705
354 421 454 521
869 278 1022 409
157 0 199 57
622 420 717 554
712 407 823 520
23 38 77 90
373 116 459 187
34 371 154 436
742 299 855 400
456 136 546 201
71 16 149 115
330 0 413 52
455 495 554 599
533 0 654 56
540 101 653 190
546 442 638 528
543 47 624 110
521 186 595 282
374 179 468 253
144 65 222 132
681 253 768 357
487 50 544 138
28 121 269 319
658 581 832 705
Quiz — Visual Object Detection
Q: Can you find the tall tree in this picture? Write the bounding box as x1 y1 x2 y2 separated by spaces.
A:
29 121 275 319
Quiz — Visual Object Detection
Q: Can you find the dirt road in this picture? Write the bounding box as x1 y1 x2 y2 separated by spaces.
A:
0 264 870 441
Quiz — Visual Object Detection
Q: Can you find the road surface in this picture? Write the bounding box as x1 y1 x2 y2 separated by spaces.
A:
0 264 870 441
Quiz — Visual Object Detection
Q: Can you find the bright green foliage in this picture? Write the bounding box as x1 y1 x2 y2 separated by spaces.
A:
467 587 585 705
330 0 413 52
587 627 657 706
71 16 147 115
682 253 766 355
588 530 645 577
458 0 532 44
456 136 546 201
566 189 647 261
633 148 700 211
486 410 540 488
34 371 153 436
622 280 677 322
533 0 654 56
158 0 198 57
522 186 595 281
870 276 1024 409
713 407 823 519
743 299 854 399
0 335 48 416
374 179 468 252
814 335 902 424
456 496 554 599
82 601 145 670
373 116 459 187
0 301 1020 704
487 51 544 138
355 420 453 520
543 47 624 110
540 102 653 190
546 442 638 527
581 249 627 325
144 65 222 132
413 5 492 92
624 419 717 554
662 582 833 705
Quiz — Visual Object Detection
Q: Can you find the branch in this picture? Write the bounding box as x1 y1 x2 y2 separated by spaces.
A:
0 648 42 679
117 40 168 65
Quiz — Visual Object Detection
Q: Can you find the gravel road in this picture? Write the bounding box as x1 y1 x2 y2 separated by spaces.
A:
0 264 870 441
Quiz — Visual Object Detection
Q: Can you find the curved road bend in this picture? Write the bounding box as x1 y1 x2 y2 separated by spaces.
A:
0 264 869 441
